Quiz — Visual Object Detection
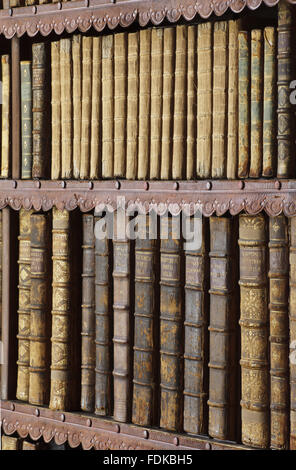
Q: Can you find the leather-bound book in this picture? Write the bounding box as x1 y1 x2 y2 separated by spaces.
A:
95 215 112 416
29 213 51 406
160 216 183 432
126 32 139 180
269 215 289 449
90 37 102 180
238 32 250 179
150 28 163 180
60 38 72 179
102 35 114 178
262 28 276 177
239 214 269 448
208 216 238 441
72 35 82 179
1 436 21 450
183 218 209 435
212 21 228 179
132 215 158 426
21 61 33 179
22 441 39 450
80 36 92 179
81 214 95 412
249 30 263 178
114 32 127 178
16 209 33 402
51 41 61 180
138 29 151 180
186 25 197 180
289 217 296 449
1 55 10 178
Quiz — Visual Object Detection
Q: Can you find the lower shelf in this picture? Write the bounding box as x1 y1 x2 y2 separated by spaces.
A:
0 400 250 451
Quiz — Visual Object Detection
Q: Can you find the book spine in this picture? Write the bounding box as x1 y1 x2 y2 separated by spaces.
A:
150 28 163 180
186 25 197 180
114 32 127 178
132 215 157 426
161 27 175 180
208 216 237 441
212 21 228 179
239 214 269 448
262 27 276 177
238 32 250 179
95 218 112 416
72 35 82 180
250 29 263 178
126 32 139 180
277 2 295 178
227 20 240 180
269 215 289 449
81 214 95 412
172 25 187 180
49 208 71 411
1 55 10 178
160 216 183 432
29 213 50 406
183 218 209 435
51 42 61 180
60 38 72 179
1 436 21 450
138 29 151 180
80 37 93 179
0 211 2 366
21 61 32 179
102 35 114 178
22 441 38 450
90 37 102 180
289 217 296 449
197 22 212 179
16 209 32 402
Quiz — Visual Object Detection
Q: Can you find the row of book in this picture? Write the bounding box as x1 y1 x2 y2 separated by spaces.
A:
1 435 66 450
2 0 74 7
11 207 296 450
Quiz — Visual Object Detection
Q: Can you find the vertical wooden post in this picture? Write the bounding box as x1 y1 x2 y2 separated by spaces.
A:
12 37 21 180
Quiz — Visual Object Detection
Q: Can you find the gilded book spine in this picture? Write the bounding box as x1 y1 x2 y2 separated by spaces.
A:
29 213 50 406
262 28 276 177
1 55 10 178
102 35 114 178
160 217 183 432
22 441 39 450
60 39 72 179
183 219 209 435
238 32 250 178
239 214 269 448
172 25 187 180
49 208 71 411
16 209 32 402
250 30 263 178
114 33 127 178
212 21 228 179
51 41 61 180
138 29 151 180
269 215 289 449
126 32 139 180
186 25 197 180
132 215 157 426
289 217 296 449
21 61 32 179
81 214 95 412
150 28 163 180
72 35 82 180
1 436 21 450
208 217 237 441
161 27 175 180
90 37 102 180
95 219 112 416
80 37 92 179
197 22 212 179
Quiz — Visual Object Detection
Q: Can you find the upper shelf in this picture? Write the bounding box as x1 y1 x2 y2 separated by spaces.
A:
0 0 293 39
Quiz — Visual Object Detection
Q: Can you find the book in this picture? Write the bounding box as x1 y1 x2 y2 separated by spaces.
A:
22 441 39 450
90 37 102 180
197 22 212 179
262 27 276 177
16 209 32 402
29 212 50 406
0 210 2 388
269 215 289 449
208 216 238 441
138 29 151 180
102 34 114 178
239 214 269 448
161 27 175 180
150 28 163 180
80 36 92 179
238 32 250 179
289 217 296 449
21 61 33 179
72 35 82 180
212 21 228 179
172 25 187 180
1 55 10 178
183 218 209 435
249 29 263 178
160 216 183 432
81 214 95 412
51 41 61 180
114 32 127 178
60 38 72 179
126 32 139 180
132 215 158 426
1 436 21 450
186 25 197 180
